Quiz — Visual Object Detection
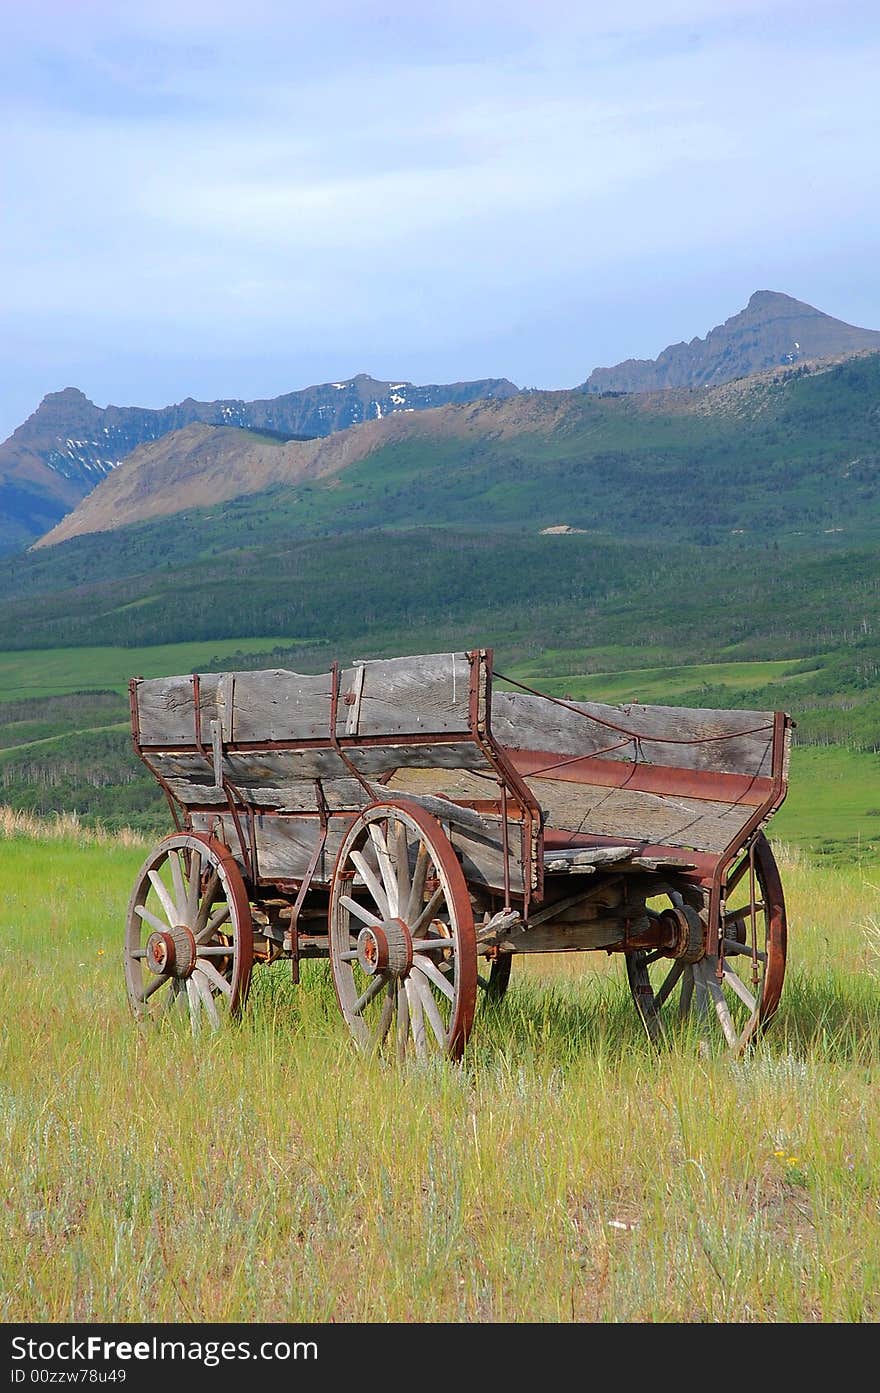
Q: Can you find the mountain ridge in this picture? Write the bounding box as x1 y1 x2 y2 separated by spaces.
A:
582 290 880 394
30 348 880 553
0 372 519 554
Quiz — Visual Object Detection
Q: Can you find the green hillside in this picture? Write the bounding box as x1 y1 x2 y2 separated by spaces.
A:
0 353 877 854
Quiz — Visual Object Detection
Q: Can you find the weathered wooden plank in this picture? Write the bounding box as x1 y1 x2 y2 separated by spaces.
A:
143 745 496 817
135 674 223 745
341 652 473 737
491 690 778 778
447 820 524 896
385 766 498 802
496 919 627 954
527 776 756 853
220 670 334 742
543 844 638 867
137 655 474 747
189 811 351 885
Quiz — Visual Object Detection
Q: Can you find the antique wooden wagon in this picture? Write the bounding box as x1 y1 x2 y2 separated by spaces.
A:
124 648 793 1057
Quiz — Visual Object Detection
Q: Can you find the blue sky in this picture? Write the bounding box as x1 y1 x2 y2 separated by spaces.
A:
1 0 879 439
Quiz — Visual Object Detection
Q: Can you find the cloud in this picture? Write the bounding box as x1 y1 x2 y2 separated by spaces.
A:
0 0 879 437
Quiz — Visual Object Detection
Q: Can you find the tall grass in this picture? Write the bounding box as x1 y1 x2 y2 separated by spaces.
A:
1 815 877 1323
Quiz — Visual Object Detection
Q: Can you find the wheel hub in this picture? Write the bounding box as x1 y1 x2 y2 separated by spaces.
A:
145 925 197 979
356 918 413 977
658 904 705 963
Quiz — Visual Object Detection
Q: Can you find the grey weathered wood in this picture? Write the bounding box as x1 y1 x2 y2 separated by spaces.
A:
135 673 223 745
544 858 596 874
491 690 778 778
526 776 756 854
495 919 628 954
189 811 350 884
219 670 334 742
210 719 223 788
146 653 473 745
142 745 494 811
543 844 638 867
340 652 473 738
344 663 366 735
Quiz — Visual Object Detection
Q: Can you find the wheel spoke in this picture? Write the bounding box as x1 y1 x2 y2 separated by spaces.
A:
192 969 221 1028
351 850 391 919
368 824 399 915
405 976 427 1058
138 972 170 1003
679 964 695 1017
412 935 454 952
396 981 410 1060
722 937 766 959
725 853 751 896
194 869 220 933
412 953 455 1001
696 962 739 1050
170 850 188 919
722 964 758 1013
340 894 382 928
185 977 202 1033
196 957 233 997
351 974 387 1017
410 888 444 937
147 869 177 925
186 849 202 923
406 842 429 922
393 820 411 920
196 944 235 958
197 904 230 942
654 958 685 1007
372 982 396 1049
413 972 448 1047
135 903 171 935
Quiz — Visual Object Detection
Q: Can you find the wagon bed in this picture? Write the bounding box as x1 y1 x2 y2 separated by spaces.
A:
124 648 793 1057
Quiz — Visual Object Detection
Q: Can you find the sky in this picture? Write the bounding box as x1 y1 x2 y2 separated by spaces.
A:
1 0 879 441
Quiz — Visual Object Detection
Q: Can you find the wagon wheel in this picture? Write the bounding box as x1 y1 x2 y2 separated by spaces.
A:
625 832 786 1056
124 833 253 1032
328 802 477 1060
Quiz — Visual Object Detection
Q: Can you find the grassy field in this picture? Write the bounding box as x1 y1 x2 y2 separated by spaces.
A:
0 813 877 1323
0 637 295 702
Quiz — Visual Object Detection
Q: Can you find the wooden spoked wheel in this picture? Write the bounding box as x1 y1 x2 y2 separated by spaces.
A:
328 802 477 1060
124 833 253 1032
626 833 787 1056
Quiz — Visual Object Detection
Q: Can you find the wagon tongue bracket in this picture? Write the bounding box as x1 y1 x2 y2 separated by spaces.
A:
356 918 414 978
145 925 197 979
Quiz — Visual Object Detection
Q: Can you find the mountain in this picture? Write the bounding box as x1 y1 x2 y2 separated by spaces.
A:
32 389 576 548
582 291 880 394
0 372 519 554
27 348 880 559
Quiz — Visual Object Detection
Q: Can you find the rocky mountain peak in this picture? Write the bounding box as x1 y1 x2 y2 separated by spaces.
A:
583 291 880 394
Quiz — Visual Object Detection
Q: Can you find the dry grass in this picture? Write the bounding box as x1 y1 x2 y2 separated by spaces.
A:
0 825 877 1323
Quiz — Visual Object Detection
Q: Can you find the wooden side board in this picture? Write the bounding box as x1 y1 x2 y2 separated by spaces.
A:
491 690 778 778
525 775 758 854
134 651 476 746
190 792 525 897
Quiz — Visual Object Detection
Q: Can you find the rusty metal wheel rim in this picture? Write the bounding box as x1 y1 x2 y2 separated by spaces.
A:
124 833 253 1031
328 802 477 1060
625 833 787 1056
